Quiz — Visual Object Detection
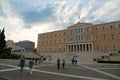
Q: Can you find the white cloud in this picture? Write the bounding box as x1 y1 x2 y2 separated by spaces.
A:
0 0 120 47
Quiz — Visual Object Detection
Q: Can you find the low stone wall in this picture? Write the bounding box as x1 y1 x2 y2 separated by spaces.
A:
13 52 120 62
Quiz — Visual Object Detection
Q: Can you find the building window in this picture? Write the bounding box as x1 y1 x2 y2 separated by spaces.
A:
110 25 113 30
71 31 72 34
96 36 99 40
104 45 107 50
55 34 56 37
64 32 66 35
64 39 66 43
102 26 105 30
86 29 88 32
76 29 77 33
76 36 78 40
42 41 44 45
76 28 82 33
78 28 81 33
96 46 99 50
118 24 120 29
59 33 61 36
81 28 83 33
103 35 106 40
64 48 65 51
51 33 52 37
50 40 52 44
46 41 48 44
111 34 114 39
96 27 98 31
54 40 56 44
76 36 83 40
112 45 115 50
81 35 83 40
87 37 89 40
59 40 61 43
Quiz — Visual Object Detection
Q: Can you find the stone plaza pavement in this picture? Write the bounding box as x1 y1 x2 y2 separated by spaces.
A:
0 59 120 80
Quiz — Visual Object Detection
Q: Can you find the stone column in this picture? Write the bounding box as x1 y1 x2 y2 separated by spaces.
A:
82 44 84 51
92 44 93 51
76 45 78 52
68 45 71 52
74 45 76 52
66 45 68 52
79 44 80 52
89 44 91 51
84 44 86 51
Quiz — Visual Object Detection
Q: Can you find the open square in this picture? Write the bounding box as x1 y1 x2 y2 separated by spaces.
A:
0 59 120 80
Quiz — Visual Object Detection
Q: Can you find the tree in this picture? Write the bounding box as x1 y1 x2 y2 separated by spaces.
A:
0 28 20 59
0 28 6 55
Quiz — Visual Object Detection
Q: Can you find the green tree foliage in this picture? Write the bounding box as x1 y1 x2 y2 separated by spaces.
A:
0 28 20 59
0 28 6 55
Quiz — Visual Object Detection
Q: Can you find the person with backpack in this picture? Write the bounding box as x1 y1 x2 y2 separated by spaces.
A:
28 58 34 75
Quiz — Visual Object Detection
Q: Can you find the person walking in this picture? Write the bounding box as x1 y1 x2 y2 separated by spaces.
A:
28 58 34 75
19 55 25 74
62 59 65 69
57 58 60 70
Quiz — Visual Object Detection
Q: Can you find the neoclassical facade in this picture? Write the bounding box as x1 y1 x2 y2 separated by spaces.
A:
37 22 94 54
93 21 120 52
37 20 120 61
65 22 93 52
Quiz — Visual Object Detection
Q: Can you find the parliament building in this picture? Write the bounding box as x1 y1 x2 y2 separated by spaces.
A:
37 20 120 62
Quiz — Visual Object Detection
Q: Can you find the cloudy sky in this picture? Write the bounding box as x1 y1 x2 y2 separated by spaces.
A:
0 0 120 47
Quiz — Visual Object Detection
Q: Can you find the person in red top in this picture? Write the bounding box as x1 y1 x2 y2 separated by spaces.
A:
57 58 60 70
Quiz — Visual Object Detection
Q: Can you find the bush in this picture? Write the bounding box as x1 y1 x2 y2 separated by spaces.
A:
0 54 21 59
97 60 120 64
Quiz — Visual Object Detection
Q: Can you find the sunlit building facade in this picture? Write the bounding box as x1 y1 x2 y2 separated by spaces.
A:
37 29 67 53
93 21 120 53
66 22 93 52
37 20 120 62
37 22 93 53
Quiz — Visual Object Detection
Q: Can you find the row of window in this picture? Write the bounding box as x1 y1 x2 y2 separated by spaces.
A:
96 45 116 50
39 48 66 52
76 27 92 33
95 24 120 31
39 32 66 38
39 28 90 38
76 36 84 40
76 28 83 33
95 34 116 40
39 24 120 39
39 39 66 45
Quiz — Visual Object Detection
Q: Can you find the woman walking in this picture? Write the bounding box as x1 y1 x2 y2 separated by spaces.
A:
19 55 25 74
